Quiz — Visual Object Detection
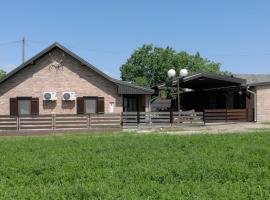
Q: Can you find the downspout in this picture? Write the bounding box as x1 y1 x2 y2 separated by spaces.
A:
246 86 257 122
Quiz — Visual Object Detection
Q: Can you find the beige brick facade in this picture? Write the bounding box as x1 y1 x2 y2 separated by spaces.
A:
256 85 270 122
0 48 124 114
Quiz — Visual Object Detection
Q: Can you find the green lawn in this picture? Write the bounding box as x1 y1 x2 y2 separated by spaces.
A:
1 131 270 199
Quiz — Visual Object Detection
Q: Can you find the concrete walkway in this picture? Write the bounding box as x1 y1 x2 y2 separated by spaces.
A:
138 122 270 135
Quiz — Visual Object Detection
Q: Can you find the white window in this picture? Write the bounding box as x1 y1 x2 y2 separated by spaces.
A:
109 102 115 113
18 100 31 115
85 99 96 114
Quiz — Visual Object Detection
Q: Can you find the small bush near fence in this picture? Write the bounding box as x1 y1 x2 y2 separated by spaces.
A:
0 132 270 199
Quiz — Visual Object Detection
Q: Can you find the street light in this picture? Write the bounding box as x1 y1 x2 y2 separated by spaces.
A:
167 68 188 111
168 69 176 78
180 69 188 77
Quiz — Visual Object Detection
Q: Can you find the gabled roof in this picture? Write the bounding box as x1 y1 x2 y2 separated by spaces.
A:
155 72 246 90
0 42 154 94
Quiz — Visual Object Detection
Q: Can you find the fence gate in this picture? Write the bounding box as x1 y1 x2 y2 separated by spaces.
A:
122 111 204 129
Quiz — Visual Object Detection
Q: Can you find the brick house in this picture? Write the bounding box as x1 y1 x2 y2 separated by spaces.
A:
235 74 270 122
0 43 154 116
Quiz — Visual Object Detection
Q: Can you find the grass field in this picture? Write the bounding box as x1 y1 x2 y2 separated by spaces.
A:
1 131 270 199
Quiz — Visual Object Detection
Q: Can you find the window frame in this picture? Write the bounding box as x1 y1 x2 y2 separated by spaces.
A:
17 97 32 115
84 97 97 114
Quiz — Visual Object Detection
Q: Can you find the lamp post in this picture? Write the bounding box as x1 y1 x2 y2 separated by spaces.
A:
167 68 188 111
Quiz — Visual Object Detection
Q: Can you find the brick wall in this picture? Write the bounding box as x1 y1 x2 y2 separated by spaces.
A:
256 85 270 121
0 48 123 114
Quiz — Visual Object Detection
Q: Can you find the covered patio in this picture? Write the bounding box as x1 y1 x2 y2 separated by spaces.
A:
154 72 255 122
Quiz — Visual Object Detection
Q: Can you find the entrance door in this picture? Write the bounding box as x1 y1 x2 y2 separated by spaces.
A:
123 96 138 112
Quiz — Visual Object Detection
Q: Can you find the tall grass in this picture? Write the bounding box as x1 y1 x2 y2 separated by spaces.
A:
0 132 270 199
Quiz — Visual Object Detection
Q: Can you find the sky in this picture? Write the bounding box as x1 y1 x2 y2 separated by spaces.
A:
0 0 270 78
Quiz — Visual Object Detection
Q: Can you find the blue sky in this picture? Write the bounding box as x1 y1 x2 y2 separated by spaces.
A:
0 0 269 78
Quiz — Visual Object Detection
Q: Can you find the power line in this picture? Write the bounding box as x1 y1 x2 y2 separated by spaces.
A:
1 39 270 57
207 53 270 57
0 40 21 47
30 40 270 57
28 40 130 55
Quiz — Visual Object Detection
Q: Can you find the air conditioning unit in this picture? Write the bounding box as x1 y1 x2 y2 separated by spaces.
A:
43 92 57 101
62 92 76 101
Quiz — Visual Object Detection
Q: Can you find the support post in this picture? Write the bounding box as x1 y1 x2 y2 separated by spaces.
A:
177 79 180 111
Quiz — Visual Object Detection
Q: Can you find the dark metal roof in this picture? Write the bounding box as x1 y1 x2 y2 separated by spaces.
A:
151 99 171 109
155 72 246 90
0 42 154 95
114 79 154 94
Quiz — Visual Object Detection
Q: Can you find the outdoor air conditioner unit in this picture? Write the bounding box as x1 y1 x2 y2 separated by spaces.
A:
43 92 57 101
62 92 76 101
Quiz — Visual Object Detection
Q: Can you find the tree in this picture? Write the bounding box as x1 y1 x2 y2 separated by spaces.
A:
120 44 230 88
0 69 6 79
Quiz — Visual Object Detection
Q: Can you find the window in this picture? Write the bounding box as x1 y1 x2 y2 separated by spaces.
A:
10 97 39 116
18 99 31 115
77 97 104 114
85 98 97 114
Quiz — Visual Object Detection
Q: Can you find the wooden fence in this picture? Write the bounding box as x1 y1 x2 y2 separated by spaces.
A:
122 111 204 129
204 109 248 123
0 109 248 131
0 113 121 130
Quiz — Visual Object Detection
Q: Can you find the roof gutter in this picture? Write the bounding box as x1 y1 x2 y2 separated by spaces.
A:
246 86 257 122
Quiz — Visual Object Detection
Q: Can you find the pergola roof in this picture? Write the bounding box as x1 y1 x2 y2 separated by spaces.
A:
155 72 246 90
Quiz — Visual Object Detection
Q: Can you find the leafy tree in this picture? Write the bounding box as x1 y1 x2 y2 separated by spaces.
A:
0 69 6 79
120 44 230 88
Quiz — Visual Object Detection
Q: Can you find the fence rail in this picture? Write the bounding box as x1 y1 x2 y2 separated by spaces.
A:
122 111 204 129
0 113 121 130
204 109 248 123
0 109 248 131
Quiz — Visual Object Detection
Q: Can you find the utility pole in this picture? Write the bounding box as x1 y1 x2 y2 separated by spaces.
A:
22 37 25 63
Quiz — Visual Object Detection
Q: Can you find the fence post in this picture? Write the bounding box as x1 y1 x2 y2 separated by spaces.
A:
17 115 20 130
137 111 140 127
225 109 228 123
88 114 91 129
120 112 123 128
149 111 152 128
203 109 206 126
170 110 173 127
246 108 248 122
51 114 54 130
51 114 53 129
